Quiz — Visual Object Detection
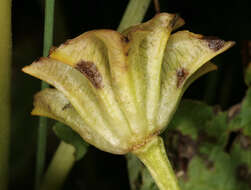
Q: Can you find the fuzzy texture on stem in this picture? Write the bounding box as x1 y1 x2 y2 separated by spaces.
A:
35 0 55 189
133 136 180 190
40 142 75 190
0 0 12 189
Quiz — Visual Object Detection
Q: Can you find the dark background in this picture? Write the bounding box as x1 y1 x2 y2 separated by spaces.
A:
11 0 251 189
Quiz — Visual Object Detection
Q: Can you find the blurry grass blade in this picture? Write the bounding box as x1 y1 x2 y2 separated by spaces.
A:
0 0 11 189
157 31 235 129
117 0 151 32
36 0 55 189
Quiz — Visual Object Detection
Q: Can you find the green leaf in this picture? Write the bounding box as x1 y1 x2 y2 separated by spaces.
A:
180 149 237 190
128 99 251 190
53 122 89 161
168 100 214 139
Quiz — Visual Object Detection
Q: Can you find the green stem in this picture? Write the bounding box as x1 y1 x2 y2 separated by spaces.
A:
40 0 151 189
40 142 75 190
35 0 55 189
0 0 12 190
117 0 151 32
133 136 180 190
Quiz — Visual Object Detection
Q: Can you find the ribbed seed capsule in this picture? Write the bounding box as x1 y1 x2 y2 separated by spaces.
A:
22 13 234 190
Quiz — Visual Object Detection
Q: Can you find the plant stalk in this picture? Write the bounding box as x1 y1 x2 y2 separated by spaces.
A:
35 0 55 189
117 0 151 32
40 142 75 190
0 0 12 189
133 136 180 190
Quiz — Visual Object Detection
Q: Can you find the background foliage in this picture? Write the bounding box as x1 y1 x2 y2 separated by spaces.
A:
11 0 251 189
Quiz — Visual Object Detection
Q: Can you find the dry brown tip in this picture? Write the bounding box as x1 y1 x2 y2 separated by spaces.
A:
121 35 130 43
202 36 226 51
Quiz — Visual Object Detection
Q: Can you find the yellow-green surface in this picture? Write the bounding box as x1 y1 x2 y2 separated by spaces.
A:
133 136 180 190
23 13 234 156
23 12 235 190
40 142 75 190
0 0 12 189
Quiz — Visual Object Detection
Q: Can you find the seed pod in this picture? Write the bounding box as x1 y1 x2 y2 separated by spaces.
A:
22 13 234 190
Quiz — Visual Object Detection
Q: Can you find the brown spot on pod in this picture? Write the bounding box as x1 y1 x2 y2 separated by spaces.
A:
62 103 71 111
75 60 104 89
202 36 225 51
176 68 189 88
121 36 131 57
121 35 130 43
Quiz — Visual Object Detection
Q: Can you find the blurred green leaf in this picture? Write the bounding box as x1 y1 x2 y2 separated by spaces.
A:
53 123 89 161
167 100 214 140
127 99 251 190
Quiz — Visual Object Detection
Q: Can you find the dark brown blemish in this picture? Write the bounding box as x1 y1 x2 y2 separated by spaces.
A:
176 133 197 180
121 35 130 56
166 131 197 177
75 61 103 89
62 103 71 111
202 36 225 51
176 68 189 88
125 48 130 56
121 35 130 43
